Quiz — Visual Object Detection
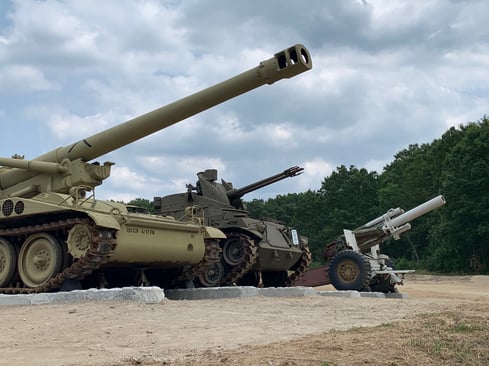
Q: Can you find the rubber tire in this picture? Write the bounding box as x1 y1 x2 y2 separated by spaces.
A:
328 250 371 291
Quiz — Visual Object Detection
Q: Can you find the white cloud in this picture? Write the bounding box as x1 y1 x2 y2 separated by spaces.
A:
0 65 59 93
299 159 334 191
46 111 108 140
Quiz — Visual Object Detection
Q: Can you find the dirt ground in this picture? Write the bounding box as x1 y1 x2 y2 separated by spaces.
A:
0 274 488 366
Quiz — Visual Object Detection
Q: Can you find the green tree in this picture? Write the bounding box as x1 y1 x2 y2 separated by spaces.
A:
319 165 380 236
428 117 489 272
378 143 445 266
127 198 155 214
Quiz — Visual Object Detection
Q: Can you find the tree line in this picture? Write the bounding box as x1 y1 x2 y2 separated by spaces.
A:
244 116 489 274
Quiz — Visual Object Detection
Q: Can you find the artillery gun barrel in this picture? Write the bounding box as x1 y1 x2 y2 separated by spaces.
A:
227 165 304 201
384 195 446 231
0 44 312 190
352 195 446 251
357 207 404 230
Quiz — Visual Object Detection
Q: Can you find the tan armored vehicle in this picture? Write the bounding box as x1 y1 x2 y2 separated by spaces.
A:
0 44 312 293
153 166 312 287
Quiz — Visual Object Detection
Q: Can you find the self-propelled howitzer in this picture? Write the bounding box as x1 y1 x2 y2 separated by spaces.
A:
0 44 312 293
153 166 312 288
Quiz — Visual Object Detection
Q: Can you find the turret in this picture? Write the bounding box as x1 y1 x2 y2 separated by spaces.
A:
192 166 303 209
0 44 312 198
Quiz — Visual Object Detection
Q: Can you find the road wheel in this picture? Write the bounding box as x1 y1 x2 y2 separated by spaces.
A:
197 260 226 287
222 236 245 266
328 250 371 291
18 233 63 288
0 238 16 287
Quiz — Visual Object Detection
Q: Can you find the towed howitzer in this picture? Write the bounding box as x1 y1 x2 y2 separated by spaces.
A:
296 195 446 292
0 44 312 293
325 195 446 292
154 166 312 288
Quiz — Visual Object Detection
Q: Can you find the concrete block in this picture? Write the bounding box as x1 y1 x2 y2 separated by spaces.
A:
316 290 361 298
0 293 32 306
385 292 409 299
359 292 386 298
165 286 259 300
258 286 317 297
0 287 165 306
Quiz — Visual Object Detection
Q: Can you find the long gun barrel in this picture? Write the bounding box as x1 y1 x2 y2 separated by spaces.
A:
227 165 304 201
0 44 312 192
351 195 446 252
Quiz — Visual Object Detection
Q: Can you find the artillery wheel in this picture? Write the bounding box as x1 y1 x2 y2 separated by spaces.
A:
262 270 288 287
222 236 245 266
197 260 226 287
0 238 16 287
328 250 371 291
18 233 63 288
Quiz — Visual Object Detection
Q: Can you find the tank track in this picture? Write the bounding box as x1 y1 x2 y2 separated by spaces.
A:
284 245 312 287
0 218 116 294
221 233 258 285
177 239 222 284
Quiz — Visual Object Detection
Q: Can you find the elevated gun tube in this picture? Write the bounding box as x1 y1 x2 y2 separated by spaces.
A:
384 194 446 232
227 165 304 201
352 195 446 251
0 45 312 190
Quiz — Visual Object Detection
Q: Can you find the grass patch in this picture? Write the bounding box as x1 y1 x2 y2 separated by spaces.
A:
407 311 489 365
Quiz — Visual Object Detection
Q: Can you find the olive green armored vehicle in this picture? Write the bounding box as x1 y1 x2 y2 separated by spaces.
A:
153 166 312 287
0 44 312 293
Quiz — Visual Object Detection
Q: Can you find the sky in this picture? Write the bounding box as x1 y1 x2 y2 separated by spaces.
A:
0 0 488 203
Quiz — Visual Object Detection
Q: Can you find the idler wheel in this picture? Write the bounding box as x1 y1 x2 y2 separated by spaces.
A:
222 236 245 266
18 233 63 288
0 237 16 287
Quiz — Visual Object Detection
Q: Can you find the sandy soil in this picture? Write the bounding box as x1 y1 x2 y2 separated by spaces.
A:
0 274 488 366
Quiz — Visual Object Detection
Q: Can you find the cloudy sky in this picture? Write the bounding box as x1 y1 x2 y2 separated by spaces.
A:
0 0 488 202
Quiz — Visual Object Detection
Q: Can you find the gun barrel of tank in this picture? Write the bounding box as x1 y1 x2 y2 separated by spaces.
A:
384 195 446 230
0 44 312 190
227 165 304 201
